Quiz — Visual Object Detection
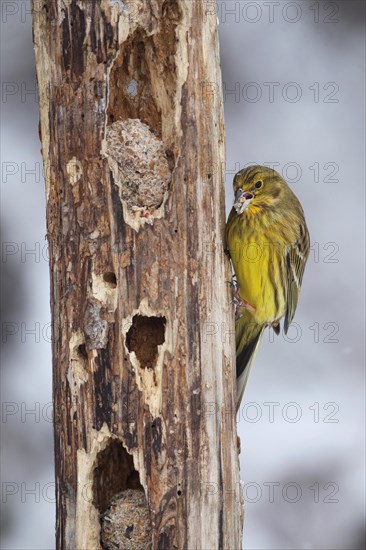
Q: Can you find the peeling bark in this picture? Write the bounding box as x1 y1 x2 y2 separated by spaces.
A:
32 0 243 548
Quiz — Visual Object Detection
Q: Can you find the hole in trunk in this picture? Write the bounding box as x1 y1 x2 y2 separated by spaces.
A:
103 272 117 288
106 0 181 147
93 440 142 512
77 343 87 360
95 441 152 549
126 315 166 369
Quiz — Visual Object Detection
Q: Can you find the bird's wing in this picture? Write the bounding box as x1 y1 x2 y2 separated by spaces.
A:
284 222 310 334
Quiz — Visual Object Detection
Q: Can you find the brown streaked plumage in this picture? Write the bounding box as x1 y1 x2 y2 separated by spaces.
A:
225 165 310 409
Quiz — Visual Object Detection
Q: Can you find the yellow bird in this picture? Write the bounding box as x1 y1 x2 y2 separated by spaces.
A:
225 166 310 409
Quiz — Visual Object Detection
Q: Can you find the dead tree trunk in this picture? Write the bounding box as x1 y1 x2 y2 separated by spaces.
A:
32 1 242 548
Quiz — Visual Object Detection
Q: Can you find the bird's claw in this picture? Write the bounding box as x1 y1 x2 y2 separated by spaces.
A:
226 278 238 289
235 298 256 313
229 280 256 315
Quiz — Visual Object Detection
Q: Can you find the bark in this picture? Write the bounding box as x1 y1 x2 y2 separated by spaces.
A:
32 0 242 548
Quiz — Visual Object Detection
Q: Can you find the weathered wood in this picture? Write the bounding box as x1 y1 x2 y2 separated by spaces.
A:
32 0 242 547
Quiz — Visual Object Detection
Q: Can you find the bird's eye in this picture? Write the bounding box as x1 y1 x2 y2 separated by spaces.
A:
254 180 263 189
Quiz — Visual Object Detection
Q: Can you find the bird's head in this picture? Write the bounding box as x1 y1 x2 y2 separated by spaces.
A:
232 165 288 215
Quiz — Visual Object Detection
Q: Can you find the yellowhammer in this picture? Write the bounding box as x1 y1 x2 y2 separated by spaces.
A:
225 165 310 409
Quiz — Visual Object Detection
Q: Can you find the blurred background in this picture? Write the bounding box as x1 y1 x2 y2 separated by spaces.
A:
1 1 365 548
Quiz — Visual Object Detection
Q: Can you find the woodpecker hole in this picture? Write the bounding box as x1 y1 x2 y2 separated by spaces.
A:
107 2 180 140
126 315 166 369
95 440 152 549
77 343 87 360
103 272 117 288
93 440 142 512
104 2 181 229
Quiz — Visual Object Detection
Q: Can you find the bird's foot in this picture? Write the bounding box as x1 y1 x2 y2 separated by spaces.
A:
229 283 256 314
226 275 238 289
232 295 256 312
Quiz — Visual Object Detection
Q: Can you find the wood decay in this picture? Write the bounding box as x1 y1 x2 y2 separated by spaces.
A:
32 0 243 548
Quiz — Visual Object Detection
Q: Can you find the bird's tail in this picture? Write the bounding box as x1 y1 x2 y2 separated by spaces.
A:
236 310 265 411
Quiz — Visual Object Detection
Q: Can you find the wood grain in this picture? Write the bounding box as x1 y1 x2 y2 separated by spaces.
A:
32 0 243 547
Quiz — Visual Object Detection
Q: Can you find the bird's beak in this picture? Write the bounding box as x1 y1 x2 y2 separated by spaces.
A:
234 189 254 214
